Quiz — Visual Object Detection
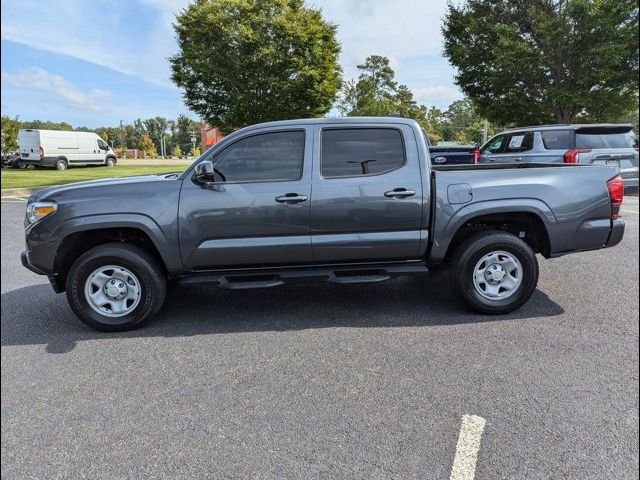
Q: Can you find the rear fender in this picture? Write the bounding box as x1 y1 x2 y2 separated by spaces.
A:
430 198 556 263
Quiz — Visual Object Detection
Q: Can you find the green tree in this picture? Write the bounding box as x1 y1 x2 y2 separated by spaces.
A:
174 114 200 154
443 0 639 124
1 115 21 153
338 56 397 116
170 0 342 133
139 133 158 157
439 99 498 145
143 117 169 155
337 55 444 142
21 120 73 131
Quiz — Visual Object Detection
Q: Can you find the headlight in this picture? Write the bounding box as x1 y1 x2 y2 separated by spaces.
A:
26 201 57 224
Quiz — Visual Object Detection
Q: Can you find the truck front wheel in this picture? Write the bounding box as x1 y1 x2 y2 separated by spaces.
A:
65 243 167 331
452 231 538 314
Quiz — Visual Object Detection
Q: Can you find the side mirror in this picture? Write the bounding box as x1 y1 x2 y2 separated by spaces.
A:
194 160 215 182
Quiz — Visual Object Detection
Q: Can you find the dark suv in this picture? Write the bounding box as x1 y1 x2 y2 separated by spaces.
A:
479 124 639 191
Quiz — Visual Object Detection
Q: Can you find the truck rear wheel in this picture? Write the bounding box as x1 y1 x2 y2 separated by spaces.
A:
56 159 68 171
66 243 167 331
451 231 538 314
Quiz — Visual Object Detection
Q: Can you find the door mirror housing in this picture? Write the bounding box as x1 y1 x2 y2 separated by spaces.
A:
194 160 215 182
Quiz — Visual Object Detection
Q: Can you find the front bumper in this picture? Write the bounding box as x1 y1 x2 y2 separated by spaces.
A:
21 250 45 274
21 250 65 293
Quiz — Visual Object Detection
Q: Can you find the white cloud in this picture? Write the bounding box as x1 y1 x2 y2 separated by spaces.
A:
313 0 461 107
1 67 112 113
1 0 462 110
412 86 463 106
0 0 179 87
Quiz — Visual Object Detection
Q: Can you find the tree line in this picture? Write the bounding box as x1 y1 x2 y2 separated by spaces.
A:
2 0 638 154
1 115 203 157
169 0 637 135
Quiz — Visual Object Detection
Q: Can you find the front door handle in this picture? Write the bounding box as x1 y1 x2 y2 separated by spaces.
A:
275 193 308 204
384 188 416 199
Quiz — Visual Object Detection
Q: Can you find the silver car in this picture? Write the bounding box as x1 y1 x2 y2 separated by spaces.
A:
479 124 639 191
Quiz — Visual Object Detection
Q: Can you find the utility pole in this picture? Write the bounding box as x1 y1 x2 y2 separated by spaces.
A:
191 131 197 156
119 120 124 155
482 119 489 144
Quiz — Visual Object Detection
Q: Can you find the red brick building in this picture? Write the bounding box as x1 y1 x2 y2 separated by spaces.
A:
200 124 224 152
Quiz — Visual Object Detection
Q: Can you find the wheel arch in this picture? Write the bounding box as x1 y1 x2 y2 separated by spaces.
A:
431 200 555 264
51 215 181 289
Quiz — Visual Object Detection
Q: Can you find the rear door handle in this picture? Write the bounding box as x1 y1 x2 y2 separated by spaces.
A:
275 193 308 204
384 188 416 199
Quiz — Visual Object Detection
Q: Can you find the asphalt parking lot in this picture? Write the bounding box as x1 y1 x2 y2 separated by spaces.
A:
1 197 638 479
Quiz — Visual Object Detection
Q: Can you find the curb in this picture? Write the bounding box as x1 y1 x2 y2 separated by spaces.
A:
1 187 43 197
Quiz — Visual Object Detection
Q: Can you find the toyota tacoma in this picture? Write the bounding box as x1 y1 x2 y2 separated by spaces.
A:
21 118 625 331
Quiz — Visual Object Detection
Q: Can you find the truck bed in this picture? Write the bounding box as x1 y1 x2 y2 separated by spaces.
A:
429 162 623 262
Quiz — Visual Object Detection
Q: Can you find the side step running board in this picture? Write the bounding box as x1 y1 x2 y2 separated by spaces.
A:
178 263 428 289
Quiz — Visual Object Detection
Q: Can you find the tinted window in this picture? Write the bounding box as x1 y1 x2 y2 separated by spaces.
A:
505 132 533 152
483 134 506 154
213 131 304 182
97 139 109 149
576 129 637 149
321 128 405 178
541 130 571 150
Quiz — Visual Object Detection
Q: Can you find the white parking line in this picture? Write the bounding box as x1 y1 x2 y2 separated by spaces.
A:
450 414 487 480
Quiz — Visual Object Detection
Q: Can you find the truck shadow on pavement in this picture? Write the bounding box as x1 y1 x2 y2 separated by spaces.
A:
1 273 564 354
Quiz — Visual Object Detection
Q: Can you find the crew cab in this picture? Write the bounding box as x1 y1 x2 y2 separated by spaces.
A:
21 118 625 331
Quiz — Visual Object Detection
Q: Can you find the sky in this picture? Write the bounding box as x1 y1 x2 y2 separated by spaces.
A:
0 0 462 128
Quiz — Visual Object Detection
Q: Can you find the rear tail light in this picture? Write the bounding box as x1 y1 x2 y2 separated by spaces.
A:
606 176 624 219
39 146 44 159
473 148 480 164
563 148 591 163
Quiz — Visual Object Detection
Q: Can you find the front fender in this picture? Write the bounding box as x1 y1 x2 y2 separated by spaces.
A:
51 213 182 272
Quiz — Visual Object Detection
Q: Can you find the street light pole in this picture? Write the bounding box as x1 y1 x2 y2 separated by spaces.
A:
120 120 124 150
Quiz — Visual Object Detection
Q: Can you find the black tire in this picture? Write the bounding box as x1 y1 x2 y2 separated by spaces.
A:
56 159 68 171
18 162 28 169
106 157 116 167
66 243 167 331
451 231 538 314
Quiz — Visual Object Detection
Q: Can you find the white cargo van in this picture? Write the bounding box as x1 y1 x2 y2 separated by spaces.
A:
17 129 117 170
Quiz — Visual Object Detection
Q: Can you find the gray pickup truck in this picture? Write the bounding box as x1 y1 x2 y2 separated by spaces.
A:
21 118 625 331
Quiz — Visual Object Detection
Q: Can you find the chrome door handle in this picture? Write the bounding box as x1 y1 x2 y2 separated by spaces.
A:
384 188 416 199
275 193 308 204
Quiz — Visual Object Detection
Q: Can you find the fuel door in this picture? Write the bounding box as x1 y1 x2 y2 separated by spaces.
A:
447 183 473 204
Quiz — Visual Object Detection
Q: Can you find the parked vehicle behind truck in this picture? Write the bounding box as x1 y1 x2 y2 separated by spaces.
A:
478 124 639 191
18 129 117 170
429 144 479 165
21 117 625 331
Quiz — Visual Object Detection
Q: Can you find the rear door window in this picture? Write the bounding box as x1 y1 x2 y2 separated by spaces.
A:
321 128 405 178
541 130 571 150
505 132 533 152
576 129 638 149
